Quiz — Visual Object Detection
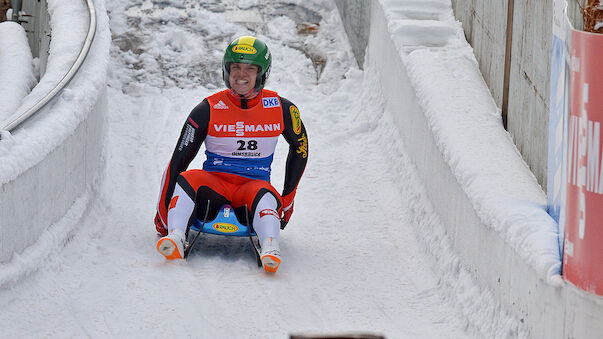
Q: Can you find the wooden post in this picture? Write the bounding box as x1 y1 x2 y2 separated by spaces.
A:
502 0 515 130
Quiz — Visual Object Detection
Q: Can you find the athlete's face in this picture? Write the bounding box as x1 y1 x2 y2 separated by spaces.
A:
229 63 258 95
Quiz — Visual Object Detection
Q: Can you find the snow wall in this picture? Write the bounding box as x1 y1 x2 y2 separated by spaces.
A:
0 0 110 267
335 0 603 338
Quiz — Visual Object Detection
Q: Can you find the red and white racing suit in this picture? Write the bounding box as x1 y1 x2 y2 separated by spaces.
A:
155 89 308 244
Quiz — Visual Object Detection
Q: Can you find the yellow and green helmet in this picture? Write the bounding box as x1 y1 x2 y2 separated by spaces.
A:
222 36 272 91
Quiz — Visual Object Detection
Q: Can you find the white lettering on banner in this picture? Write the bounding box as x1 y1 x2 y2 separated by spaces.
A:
213 122 281 136
565 84 603 239
572 56 581 73
564 238 574 257
587 120 601 193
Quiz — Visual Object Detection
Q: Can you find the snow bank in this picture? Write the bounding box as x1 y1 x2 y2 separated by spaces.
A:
338 0 603 338
0 0 110 267
0 21 35 123
397 13 562 281
365 0 563 280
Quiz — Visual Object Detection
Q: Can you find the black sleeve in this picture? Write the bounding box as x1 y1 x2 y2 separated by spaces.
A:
280 96 308 197
161 99 210 210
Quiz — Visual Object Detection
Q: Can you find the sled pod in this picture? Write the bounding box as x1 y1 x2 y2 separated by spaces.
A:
190 205 255 237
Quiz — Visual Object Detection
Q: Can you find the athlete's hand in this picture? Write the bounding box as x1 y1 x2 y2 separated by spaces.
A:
280 192 295 229
154 212 167 236
280 201 294 229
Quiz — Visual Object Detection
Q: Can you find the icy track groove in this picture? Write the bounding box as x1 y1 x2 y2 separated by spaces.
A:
1 1 474 337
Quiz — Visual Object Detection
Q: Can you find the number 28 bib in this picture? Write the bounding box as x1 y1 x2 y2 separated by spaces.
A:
203 89 284 181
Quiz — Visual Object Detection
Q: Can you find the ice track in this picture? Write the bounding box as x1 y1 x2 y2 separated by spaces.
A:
0 1 474 337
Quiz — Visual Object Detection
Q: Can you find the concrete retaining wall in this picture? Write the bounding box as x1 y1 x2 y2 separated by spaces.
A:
337 1 603 338
334 0 371 70
506 0 553 193
8 0 52 75
0 92 106 263
0 21 35 123
449 0 508 114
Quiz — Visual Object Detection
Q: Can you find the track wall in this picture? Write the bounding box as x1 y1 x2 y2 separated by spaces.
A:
0 0 109 264
335 0 603 338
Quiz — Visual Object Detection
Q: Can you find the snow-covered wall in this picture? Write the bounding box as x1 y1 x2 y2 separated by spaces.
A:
0 21 35 123
0 0 110 265
338 0 603 338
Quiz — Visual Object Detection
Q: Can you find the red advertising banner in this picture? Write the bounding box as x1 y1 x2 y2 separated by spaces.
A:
563 29 603 295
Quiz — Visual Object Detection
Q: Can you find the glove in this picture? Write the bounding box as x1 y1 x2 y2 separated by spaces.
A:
281 201 294 230
280 192 295 229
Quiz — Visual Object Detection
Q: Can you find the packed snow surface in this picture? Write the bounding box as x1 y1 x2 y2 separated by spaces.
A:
0 0 483 337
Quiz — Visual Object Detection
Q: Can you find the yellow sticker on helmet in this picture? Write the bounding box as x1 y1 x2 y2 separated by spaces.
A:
232 44 257 54
290 106 302 134
237 36 256 45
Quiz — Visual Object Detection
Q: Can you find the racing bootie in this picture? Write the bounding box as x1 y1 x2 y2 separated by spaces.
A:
156 229 185 260
260 237 281 273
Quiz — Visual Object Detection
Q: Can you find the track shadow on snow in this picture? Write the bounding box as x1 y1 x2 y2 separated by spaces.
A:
184 233 259 265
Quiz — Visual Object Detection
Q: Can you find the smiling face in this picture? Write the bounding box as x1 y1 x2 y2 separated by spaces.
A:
228 63 259 95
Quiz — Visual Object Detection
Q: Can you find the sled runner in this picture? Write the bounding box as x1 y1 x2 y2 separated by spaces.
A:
184 203 262 267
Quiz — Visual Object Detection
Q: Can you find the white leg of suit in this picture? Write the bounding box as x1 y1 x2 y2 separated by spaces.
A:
253 192 280 244
167 183 195 234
